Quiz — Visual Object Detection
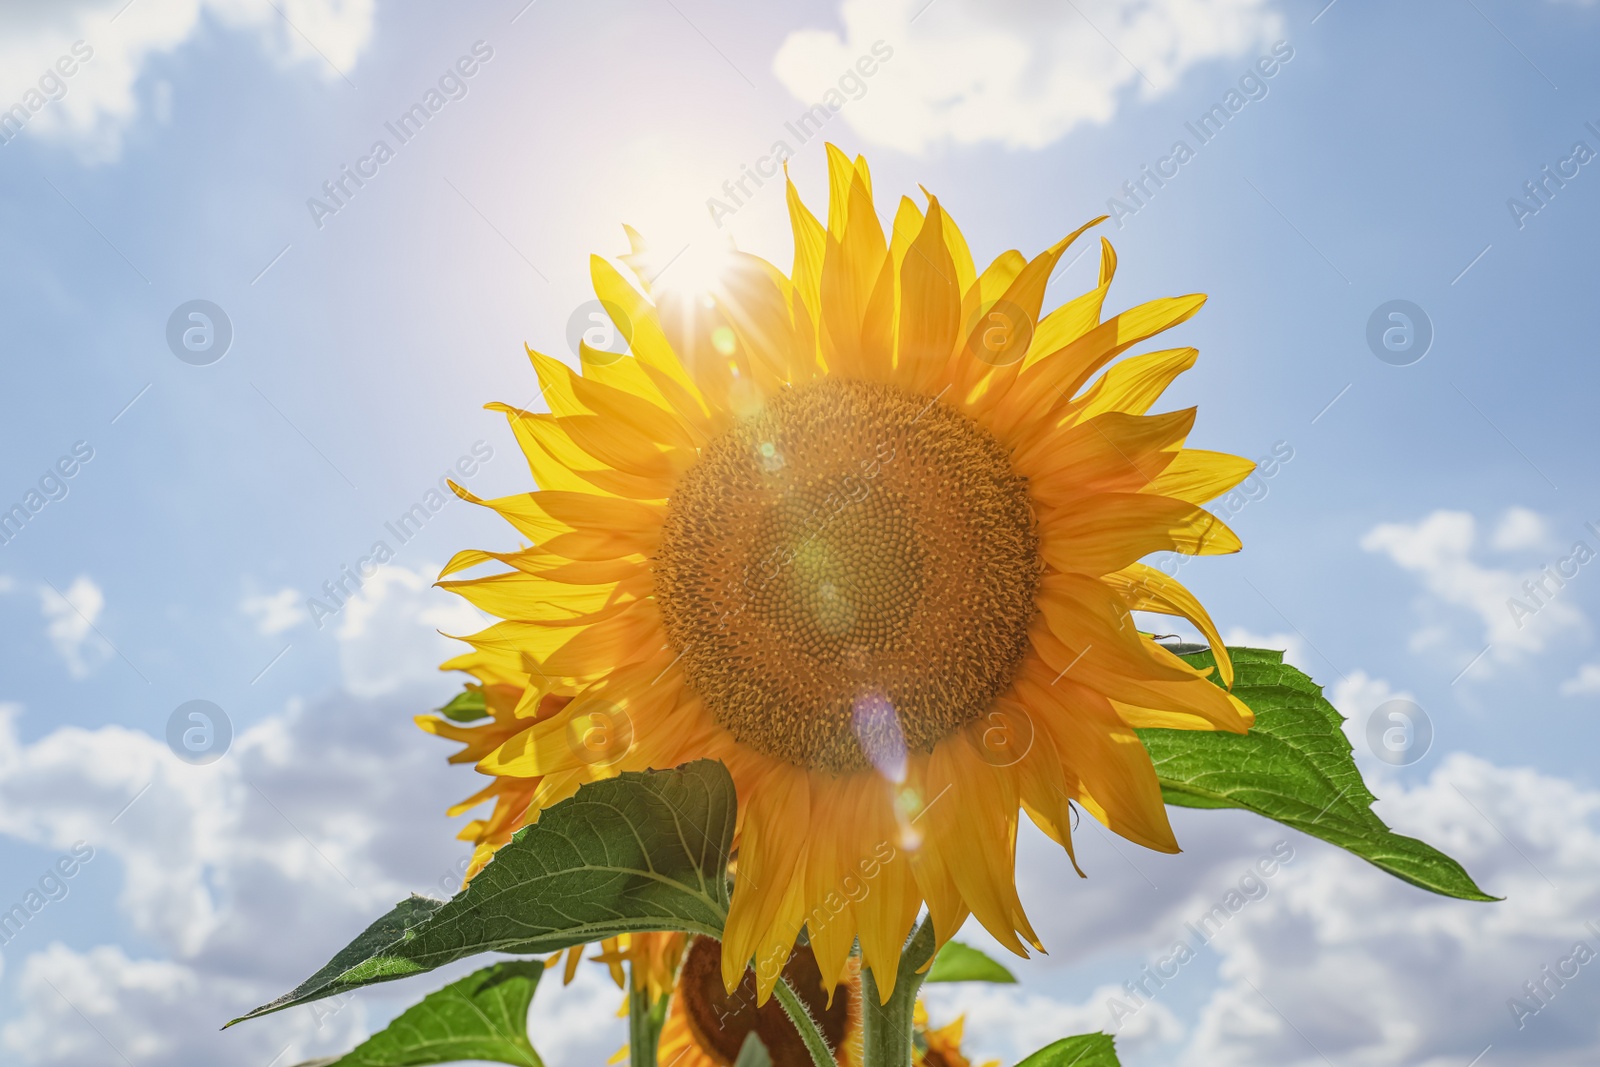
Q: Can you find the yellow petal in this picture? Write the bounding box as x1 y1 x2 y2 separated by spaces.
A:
825 143 855 239
719 253 808 392
848 777 922 1002
889 194 924 274
1145 449 1258 505
935 195 978 298
721 765 810 1000
960 217 1105 387
926 734 1039 955
454 485 664 561
1103 562 1234 687
439 569 649 624
458 603 662 683
1019 409 1195 506
1038 493 1240 574
819 163 890 379
526 346 699 450
799 781 855 996
589 256 711 432
1015 667 1178 853
491 405 677 499
976 249 1026 306
1028 614 1251 734
992 295 1207 438
1073 346 1197 419
786 165 827 335
441 546 643 584
1007 695 1084 874
894 195 962 395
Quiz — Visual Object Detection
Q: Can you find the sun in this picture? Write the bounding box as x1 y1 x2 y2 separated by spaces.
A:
645 238 742 305
420 144 1255 1004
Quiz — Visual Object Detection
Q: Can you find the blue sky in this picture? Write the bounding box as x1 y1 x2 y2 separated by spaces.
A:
2 0 1599 1064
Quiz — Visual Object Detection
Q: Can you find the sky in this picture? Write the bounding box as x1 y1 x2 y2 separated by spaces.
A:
1 0 1598 1064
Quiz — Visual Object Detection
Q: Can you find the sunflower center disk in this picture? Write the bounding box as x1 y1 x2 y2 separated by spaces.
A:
656 378 1041 772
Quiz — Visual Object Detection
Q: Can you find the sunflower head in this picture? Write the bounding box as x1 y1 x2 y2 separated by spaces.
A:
424 144 1255 1003
655 936 859 1067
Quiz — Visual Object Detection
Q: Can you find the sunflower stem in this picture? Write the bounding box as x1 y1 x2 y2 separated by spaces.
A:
774 974 836 1067
628 963 667 1066
860 916 936 1067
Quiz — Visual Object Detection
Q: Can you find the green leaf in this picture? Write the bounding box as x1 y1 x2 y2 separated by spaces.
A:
254 895 447 1023
292 961 544 1067
924 940 1016 984
230 760 736 1025
1142 647 1496 902
437 688 488 723
1014 1033 1120 1067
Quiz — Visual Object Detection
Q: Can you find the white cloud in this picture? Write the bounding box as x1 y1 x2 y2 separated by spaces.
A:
240 587 307 636
0 0 375 162
937 745 1600 1067
0 680 564 1066
935 790 1311 1065
0 559 638 1067
334 564 482 698
771 0 1283 154
1560 664 1600 696
0 574 15 594
923 981 1183 1057
3 656 1595 1067
1492 506 1551 552
1 943 366 1067
39 575 111 678
1180 754 1600 1067
934 671 1598 1066
1360 510 1586 673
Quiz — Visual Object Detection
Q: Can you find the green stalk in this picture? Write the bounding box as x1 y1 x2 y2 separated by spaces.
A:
773 975 837 1067
628 964 668 1066
859 917 936 1067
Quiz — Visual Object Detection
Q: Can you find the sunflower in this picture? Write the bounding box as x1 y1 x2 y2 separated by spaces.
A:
653 937 859 1067
422 144 1254 1005
912 1004 995 1067
592 932 689 1004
